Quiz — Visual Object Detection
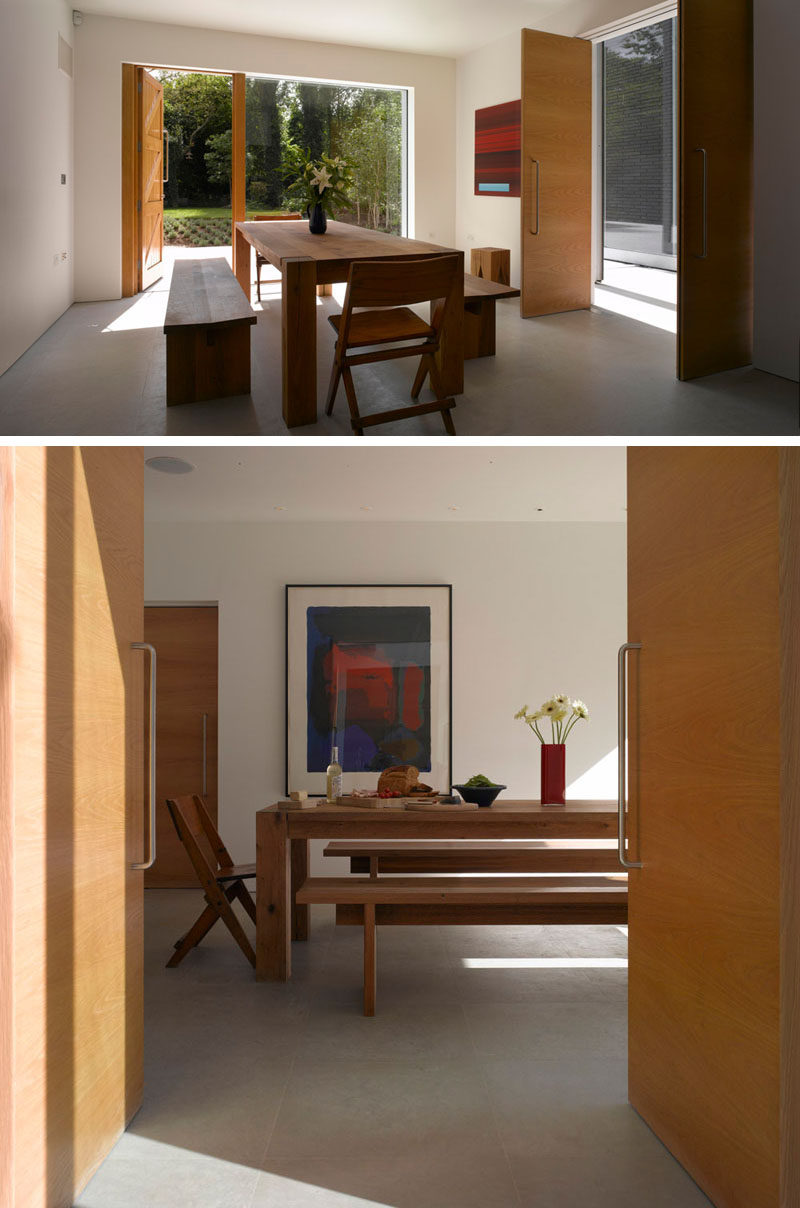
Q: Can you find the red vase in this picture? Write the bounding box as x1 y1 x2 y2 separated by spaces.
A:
541 743 566 805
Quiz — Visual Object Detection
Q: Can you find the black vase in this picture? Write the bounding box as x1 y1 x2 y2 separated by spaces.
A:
308 203 327 235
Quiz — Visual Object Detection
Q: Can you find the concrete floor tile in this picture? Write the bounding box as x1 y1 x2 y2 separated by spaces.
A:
265 1058 498 1160
251 1149 522 1208
462 1000 627 1060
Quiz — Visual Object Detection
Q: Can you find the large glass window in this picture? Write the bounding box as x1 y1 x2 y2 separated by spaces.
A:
603 19 676 271
246 76 407 235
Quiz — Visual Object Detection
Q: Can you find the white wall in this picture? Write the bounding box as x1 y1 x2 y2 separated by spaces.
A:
144 519 627 868
753 0 800 382
72 15 456 301
0 0 74 375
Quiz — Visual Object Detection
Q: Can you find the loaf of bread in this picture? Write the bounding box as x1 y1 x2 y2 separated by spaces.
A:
377 764 419 795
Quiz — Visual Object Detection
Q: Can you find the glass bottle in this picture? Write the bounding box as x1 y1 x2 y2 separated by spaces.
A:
326 746 342 803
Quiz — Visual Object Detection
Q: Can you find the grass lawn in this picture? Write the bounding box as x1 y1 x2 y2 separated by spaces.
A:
164 206 287 219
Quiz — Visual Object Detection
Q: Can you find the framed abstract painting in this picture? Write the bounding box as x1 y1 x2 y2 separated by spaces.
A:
285 584 452 796
474 99 521 197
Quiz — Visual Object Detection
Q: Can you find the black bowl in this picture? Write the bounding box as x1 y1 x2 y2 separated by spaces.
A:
452 783 506 807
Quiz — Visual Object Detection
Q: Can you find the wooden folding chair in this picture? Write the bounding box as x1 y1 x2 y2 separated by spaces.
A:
165 794 257 968
324 253 462 436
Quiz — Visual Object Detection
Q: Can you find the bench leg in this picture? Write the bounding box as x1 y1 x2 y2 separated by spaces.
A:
363 903 376 1016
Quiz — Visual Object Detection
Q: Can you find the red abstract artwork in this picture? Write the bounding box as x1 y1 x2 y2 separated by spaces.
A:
474 99 521 197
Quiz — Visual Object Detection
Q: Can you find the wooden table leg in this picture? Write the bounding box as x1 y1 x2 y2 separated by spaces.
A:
234 226 250 298
256 809 290 980
282 256 318 428
437 250 465 396
291 838 309 941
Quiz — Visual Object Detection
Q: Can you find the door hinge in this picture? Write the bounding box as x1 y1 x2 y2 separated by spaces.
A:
137 81 142 93
137 140 142 153
137 200 142 212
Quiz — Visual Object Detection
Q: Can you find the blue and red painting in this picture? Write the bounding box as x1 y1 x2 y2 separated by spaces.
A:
306 605 432 773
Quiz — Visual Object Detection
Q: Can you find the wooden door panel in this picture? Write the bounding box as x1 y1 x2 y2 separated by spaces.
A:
520 28 591 317
139 69 164 290
627 449 781 1208
677 0 753 378
3 447 144 1208
144 606 219 888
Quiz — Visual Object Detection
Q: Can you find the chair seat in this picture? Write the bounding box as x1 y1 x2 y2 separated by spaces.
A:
328 307 434 348
215 862 256 883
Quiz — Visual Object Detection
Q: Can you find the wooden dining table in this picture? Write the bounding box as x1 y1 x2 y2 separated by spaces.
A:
255 799 618 981
234 220 464 429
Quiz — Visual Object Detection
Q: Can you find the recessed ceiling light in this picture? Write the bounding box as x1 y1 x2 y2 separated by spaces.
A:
274 505 288 511
145 456 195 475
448 505 460 511
360 505 373 511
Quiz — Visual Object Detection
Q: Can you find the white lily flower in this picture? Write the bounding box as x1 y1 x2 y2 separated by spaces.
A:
310 166 332 192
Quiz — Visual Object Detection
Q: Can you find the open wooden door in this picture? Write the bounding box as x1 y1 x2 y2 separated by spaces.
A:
626 448 800 1208
677 0 753 379
0 447 145 1208
139 67 165 292
144 605 219 888
520 29 591 317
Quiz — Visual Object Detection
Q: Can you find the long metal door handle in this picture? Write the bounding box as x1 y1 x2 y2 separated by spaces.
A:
131 642 157 870
202 712 208 797
163 130 170 185
694 148 708 259
617 642 642 870
530 158 540 235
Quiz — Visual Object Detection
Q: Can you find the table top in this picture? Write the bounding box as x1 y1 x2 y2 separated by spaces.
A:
259 799 618 839
236 219 459 271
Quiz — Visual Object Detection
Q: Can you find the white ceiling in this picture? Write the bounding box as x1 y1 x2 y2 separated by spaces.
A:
81 0 574 58
143 446 627 524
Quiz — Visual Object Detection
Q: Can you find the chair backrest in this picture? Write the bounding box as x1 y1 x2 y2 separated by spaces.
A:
344 254 462 311
166 794 234 893
252 213 303 221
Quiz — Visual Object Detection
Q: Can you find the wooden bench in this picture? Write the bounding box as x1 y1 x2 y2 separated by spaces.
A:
163 257 256 406
324 839 620 876
296 874 628 1015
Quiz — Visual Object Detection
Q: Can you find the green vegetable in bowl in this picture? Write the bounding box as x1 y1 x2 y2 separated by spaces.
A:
464 773 498 787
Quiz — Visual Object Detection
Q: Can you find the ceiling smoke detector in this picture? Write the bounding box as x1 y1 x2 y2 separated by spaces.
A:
145 456 196 475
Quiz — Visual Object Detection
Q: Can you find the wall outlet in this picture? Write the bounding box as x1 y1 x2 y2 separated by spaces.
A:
61 173 67 185
61 251 68 261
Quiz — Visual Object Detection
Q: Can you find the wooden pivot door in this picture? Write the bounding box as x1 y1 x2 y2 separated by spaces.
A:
139 67 165 291
0 447 145 1208
144 606 219 888
677 0 753 379
626 448 800 1208
520 28 591 317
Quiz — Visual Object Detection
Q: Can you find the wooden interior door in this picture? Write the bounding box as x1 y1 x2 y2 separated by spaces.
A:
627 448 800 1208
144 606 219 888
677 0 753 379
520 28 591 317
139 67 165 292
0 447 144 1208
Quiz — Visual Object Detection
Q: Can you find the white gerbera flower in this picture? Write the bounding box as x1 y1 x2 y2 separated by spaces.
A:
571 699 589 718
540 700 567 721
514 706 528 720
552 694 570 707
